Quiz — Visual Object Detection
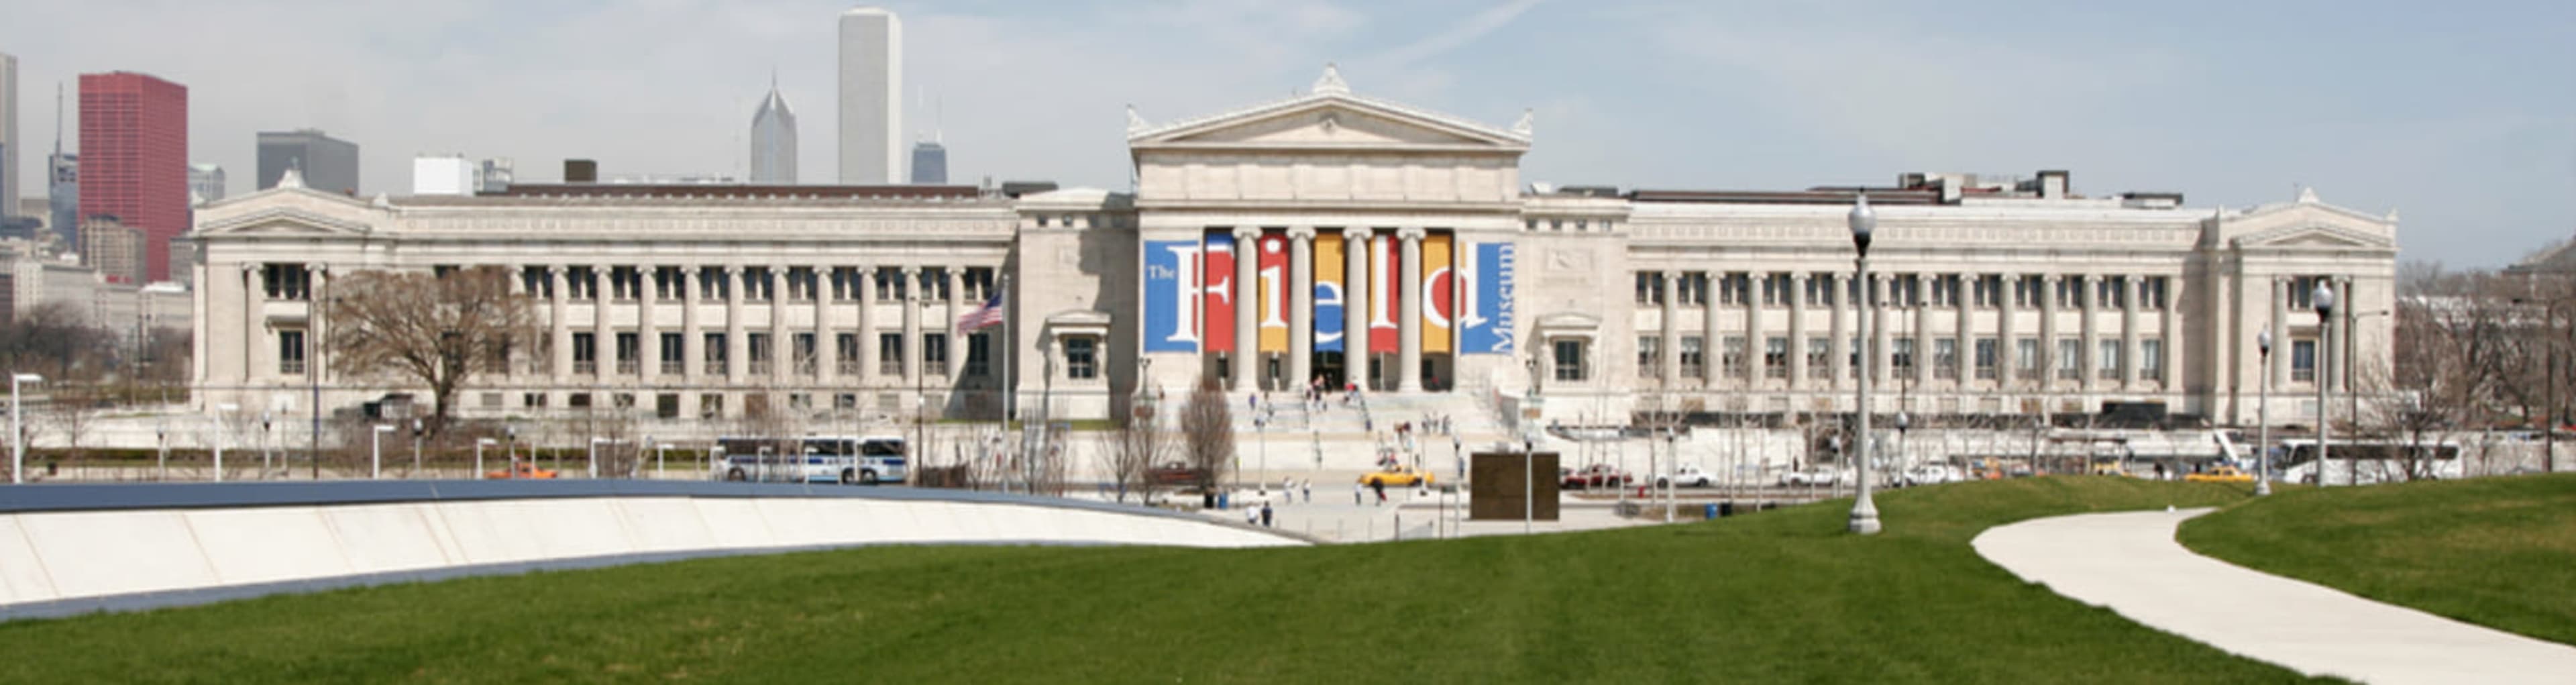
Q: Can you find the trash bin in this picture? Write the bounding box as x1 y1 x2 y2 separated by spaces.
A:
1218 492 1231 510
1203 492 1217 509
1719 501 1735 517
1704 503 1719 520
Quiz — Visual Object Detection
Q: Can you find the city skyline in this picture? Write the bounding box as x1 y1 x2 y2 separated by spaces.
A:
750 78 798 184
0 1 2568 267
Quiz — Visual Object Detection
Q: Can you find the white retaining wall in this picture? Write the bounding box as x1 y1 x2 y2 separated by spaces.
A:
0 496 1299 609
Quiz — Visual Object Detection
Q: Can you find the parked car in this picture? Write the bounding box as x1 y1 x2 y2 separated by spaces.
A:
484 462 559 480
1901 464 1963 486
1149 461 1208 486
1654 465 1718 488
1560 464 1635 490
1358 464 1434 488
2184 465 2255 483
1777 468 1841 488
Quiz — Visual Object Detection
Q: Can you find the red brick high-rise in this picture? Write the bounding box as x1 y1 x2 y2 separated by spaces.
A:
78 72 189 282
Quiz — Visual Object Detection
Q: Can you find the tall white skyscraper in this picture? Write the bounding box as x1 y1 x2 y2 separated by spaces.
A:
750 78 798 184
1 52 19 223
838 7 902 185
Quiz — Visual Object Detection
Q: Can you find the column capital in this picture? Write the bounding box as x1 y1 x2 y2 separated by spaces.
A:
900 264 920 275
721 264 743 275
1397 227 1428 241
1286 226 1318 241
1341 226 1373 242
240 262 260 274
1231 226 1263 241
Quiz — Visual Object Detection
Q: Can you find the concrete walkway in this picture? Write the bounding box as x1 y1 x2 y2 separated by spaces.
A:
1974 508 2576 684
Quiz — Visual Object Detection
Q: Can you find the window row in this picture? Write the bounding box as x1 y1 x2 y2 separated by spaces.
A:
1633 270 2174 311
1636 334 2172 383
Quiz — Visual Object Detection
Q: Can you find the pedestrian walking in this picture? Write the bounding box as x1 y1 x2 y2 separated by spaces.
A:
1301 479 1312 503
1373 479 1387 505
1260 501 1274 527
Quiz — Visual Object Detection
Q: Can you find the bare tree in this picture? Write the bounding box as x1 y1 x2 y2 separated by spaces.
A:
1179 373 1234 494
1100 406 1171 503
323 266 541 438
40 384 101 478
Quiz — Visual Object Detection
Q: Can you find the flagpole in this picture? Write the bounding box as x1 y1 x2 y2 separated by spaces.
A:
999 272 1014 491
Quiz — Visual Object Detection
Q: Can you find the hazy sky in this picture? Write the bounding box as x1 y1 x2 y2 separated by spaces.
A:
5 1 2571 267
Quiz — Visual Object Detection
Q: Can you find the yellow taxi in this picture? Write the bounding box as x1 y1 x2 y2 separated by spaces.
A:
2184 465 2255 483
1358 464 1434 488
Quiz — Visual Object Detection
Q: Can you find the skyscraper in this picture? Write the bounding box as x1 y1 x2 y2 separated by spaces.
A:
838 7 902 184
189 162 225 203
78 72 188 282
0 52 18 224
47 152 74 250
750 78 797 184
256 129 359 194
910 141 946 185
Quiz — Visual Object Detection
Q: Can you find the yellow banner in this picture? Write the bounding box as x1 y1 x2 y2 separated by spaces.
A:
1315 233 1345 353
1422 233 1453 354
1257 232 1289 353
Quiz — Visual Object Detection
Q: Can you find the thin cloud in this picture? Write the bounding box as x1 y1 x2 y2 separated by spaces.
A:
1367 0 1544 70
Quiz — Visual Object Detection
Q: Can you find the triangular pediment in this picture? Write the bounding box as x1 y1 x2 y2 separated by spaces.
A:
193 206 376 238
1130 93 1529 152
2233 223 2391 250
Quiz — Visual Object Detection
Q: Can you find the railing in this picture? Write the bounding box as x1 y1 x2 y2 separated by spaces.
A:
838 360 863 375
661 361 685 375
1937 365 1959 380
616 360 639 375
749 360 773 375
281 358 307 375
1976 366 1998 380
574 360 598 374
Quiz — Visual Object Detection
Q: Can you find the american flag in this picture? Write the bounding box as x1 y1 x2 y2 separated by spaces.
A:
957 292 1006 333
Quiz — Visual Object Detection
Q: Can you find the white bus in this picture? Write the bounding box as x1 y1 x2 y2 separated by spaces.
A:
2275 439 2463 485
712 435 908 485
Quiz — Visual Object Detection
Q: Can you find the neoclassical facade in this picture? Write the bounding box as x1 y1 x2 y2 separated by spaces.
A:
191 68 2396 431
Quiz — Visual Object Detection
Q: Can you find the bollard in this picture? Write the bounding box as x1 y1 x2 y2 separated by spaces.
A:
1705 503 1718 520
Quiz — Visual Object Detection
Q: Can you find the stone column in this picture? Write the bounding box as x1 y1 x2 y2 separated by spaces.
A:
1659 269 1680 388
2078 274 2098 392
680 267 702 380
2271 277 2290 388
594 268 614 380
724 264 745 383
2122 275 2141 388
2161 276 2181 389
1998 274 2018 388
1743 273 1763 386
1954 274 1972 385
947 268 967 380
1288 227 1314 390
902 266 922 384
1873 274 1893 384
768 268 790 383
1703 271 1723 386
856 266 875 385
640 266 661 383
1397 227 1424 392
1234 228 1260 391
307 264 329 387
241 264 260 382
1914 277 1933 390
2039 274 2059 390
1787 272 1809 388
2339 276 2357 394
1342 227 1372 389
550 266 572 382
814 266 836 384
1826 272 1848 389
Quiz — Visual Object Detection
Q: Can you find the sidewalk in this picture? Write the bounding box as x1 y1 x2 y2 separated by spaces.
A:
1974 509 2576 684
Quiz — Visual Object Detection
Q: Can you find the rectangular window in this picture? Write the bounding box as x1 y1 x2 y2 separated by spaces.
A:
794 333 818 374
657 393 681 419
925 333 949 374
564 266 594 301
1806 336 1831 379
2292 339 2317 382
1635 272 1664 306
699 267 728 300
659 332 684 374
1066 336 1098 380
1975 275 2004 309
921 268 951 301
654 266 682 300
1719 273 1750 307
522 266 551 297
837 333 861 374
1893 274 1921 308
2288 276 2318 311
747 333 772 374
1893 338 1916 374
704 333 728 368
875 268 907 301
1676 272 1707 306
1935 338 1958 380
2099 339 2123 380
262 264 313 300
1762 274 1790 307
834 393 859 411
1928 275 1957 308
1679 335 1705 378
2017 337 2041 380
2143 276 2169 310
1763 336 1788 378
2014 275 2043 309
1722 335 1746 376
742 268 771 302
1554 339 1587 382
568 392 593 409
2097 276 2125 309
1803 274 1829 307
608 266 641 300
2057 337 2082 380
572 332 598 374
699 393 723 419
615 332 639 374
1636 335 1660 377
2141 338 2164 381
525 392 549 409
278 329 307 375
879 333 905 376
1849 335 1863 378
966 333 991 377
1974 337 1998 380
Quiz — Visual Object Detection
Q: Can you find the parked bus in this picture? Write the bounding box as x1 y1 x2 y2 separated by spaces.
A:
2275 438 2462 485
712 435 908 485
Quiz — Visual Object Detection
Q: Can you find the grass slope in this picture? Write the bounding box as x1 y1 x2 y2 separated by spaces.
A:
2180 473 2576 645
0 478 2324 683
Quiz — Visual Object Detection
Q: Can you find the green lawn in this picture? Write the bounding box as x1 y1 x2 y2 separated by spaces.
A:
2180 473 2576 645
0 478 2328 683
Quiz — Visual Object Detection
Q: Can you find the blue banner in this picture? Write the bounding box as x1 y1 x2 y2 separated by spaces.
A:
1142 240 1201 353
1459 242 1515 354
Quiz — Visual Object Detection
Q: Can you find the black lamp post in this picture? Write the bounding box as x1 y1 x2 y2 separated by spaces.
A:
1849 194 1882 535
2314 281 2336 486
2256 328 2273 495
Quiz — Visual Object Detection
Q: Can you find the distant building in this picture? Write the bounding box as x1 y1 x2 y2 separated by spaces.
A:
189 162 226 204
839 7 902 184
78 71 189 282
46 152 74 250
0 237 191 337
256 129 359 195
478 158 513 193
412 154 476 195
79 217 146 284
0 52 18 225
750 80 798 184
910 141 947 185
603 173 740 185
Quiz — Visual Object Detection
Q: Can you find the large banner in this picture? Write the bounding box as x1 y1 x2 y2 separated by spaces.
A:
1202 231 1237 353
1143 240 1201 353
1369 233 1399 354
1458 242 1515 354
1256 231 1289 353
1314 233 1345 353
1421 233 1454 354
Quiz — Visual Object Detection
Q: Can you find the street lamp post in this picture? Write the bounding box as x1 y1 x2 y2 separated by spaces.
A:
156 423 169 481
410 419 424 479
504 425 519 480
1848 194 1882 535
476 437 498 479
260 413 274 478
1524 355 1542 535
2314 282 2336 486
9 373 40 484
370 425 395 479
2256 329 2273 495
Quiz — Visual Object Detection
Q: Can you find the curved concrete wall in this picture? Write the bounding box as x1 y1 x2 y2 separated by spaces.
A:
0 482 1299 619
